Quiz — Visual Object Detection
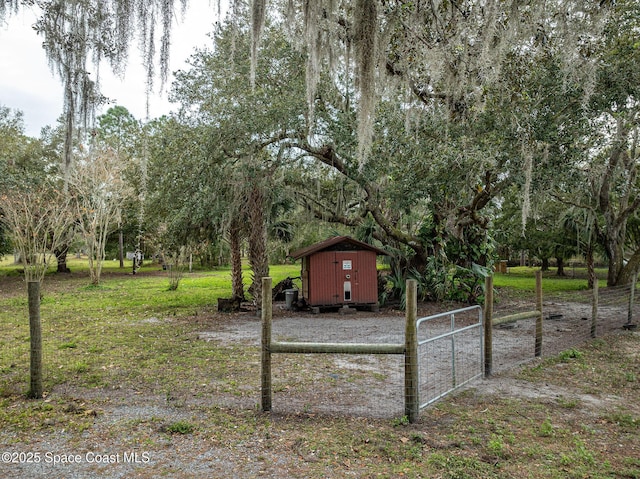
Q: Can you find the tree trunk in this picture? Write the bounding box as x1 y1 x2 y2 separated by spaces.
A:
54 245 71 273
119 228 124 269
27 281 43 399
556 257 565 276
586 244 596 290
617 247 640 286
247 186 269 307
88 244 99 285
605 237 625 286
541 257 549 271
229 219 245 300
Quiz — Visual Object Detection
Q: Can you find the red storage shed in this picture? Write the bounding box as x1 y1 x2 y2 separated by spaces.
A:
290 236 387 310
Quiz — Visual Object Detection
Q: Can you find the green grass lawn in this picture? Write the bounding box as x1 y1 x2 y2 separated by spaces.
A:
0 257 302 434
1 256 300 318
489 266 616 305
493 266 607 292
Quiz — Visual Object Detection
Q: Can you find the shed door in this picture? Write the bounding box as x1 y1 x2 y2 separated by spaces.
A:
334 251 377 304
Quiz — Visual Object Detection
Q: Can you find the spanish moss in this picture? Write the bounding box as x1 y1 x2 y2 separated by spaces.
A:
354 0 378 165
250 0 266 88
303 0 321 128
1 0 192 167
521 143 533 236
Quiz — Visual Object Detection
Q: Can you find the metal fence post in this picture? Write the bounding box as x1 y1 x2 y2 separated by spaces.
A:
484 275 493 377
535 270 543 357
261 277 273 412
405 279 419 423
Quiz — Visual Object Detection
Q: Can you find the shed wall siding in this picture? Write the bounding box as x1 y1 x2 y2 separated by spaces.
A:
308 251 339 305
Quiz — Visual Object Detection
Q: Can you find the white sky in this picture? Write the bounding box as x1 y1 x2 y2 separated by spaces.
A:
0 4 221 137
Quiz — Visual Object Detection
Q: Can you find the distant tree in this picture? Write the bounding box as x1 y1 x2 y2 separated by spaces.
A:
95 106 142 268
549 0 640 286
560 207 601 288
162 245 189 291
0 106 59 257
588 1 640 286
496 195 578 275
0 183 74 398
1 1 187 174
69 147 132 285
144 117 228 267
96 106 141 157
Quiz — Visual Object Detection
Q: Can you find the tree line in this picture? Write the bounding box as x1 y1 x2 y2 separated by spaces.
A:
1 0 639 303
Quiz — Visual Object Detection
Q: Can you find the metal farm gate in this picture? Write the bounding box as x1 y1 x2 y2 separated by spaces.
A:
416 305 484 409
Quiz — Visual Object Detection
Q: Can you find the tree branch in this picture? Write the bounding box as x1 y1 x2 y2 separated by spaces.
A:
287 138 426 258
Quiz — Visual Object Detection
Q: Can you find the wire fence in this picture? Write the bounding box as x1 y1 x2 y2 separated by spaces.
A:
2 273 637 422
262 274 638 419
489 276 638 374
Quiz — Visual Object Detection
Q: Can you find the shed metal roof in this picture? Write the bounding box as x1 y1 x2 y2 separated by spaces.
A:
289 236 388 260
